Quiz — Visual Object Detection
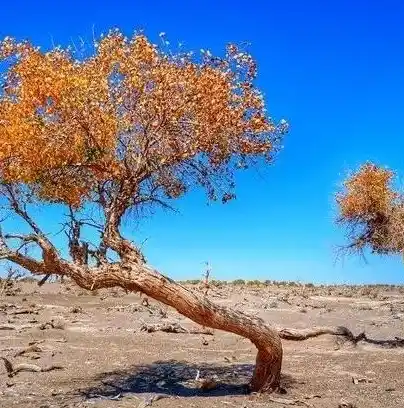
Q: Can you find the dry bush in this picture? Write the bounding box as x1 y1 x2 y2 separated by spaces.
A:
232 279 246 285
247 279 263 286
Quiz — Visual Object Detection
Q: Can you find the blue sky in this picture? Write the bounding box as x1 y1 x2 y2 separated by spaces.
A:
1 0 404 283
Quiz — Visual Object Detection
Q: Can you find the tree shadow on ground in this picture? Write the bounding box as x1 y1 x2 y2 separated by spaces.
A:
78 360 296 399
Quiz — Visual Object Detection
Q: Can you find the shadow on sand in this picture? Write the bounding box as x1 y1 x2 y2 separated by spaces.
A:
78 360 296 399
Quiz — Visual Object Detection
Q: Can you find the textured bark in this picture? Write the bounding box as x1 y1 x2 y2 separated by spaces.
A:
54 259 283 392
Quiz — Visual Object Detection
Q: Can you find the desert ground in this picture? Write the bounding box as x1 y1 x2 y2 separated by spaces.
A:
0 279 403 408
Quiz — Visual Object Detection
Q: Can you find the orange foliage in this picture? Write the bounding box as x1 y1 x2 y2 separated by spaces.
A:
0 30 285 207
337 163 404 255
337 163 397 221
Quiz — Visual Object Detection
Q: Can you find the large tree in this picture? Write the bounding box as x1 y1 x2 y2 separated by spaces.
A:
0 30 292 392
337 163 404 257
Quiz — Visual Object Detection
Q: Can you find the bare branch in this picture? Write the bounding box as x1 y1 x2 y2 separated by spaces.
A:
3 185 42 235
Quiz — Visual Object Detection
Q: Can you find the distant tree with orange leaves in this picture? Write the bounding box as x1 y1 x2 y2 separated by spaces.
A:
337 163 404 257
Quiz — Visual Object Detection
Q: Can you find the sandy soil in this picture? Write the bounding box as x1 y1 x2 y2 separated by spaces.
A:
0 281 403 408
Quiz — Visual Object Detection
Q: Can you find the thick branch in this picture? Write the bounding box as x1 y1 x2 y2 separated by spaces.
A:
102 181 146 262
0 234 51 275
0 225 62 283
22 258 282 392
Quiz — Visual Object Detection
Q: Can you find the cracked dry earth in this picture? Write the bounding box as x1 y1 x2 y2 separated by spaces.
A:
0 282 404 408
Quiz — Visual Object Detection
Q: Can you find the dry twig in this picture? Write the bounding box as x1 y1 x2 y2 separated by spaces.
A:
1 356 63 377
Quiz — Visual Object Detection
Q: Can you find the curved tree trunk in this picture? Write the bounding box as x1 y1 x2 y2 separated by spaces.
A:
58 259 283 392
0 211 283 391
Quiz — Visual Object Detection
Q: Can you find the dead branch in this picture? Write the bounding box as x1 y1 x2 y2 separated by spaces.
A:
0 325 16 331
0 266 25 296
137 394 171 408
267 396 312 406
0 324 35 331
38 274 51 286
8 308 39 315
140 322 214 335
0 356 63 377
14 345 43 357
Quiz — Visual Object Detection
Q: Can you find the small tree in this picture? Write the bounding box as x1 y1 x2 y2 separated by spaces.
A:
336 162 404 257
0 30 288 391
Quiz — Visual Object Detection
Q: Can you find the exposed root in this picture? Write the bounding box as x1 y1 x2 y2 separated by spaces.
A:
277 326 355 341
276 326 404 348
1 356 63 377
349 332 404 348
140 322 404 350
140 322 214 335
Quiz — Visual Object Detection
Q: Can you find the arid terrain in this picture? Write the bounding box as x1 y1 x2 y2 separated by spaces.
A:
0 279 403 408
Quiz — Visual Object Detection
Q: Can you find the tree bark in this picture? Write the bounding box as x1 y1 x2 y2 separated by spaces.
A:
52 259 283 392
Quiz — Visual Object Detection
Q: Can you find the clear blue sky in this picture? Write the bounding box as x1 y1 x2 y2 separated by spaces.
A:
1 0 404 284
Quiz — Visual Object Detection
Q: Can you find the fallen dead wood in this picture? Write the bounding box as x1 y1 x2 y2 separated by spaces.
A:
0 356 63 377
87 393 123 402
0 325 16 330
38 319 65 330
8 308 39 315
137 394 171 408
267 396 312 406
0 324 35 331
13 344 43 357
140 322 214 335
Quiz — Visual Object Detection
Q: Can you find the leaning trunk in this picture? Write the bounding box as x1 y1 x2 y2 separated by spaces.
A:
60 258 283 392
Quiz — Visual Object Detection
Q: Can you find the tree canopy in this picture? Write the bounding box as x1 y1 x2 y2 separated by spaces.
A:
0 30 286 212
337 163 404 257
0 29 287 288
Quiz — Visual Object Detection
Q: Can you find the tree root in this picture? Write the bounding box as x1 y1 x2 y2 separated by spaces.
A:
276 326 354 341
140 322 214 335
140 322 404 349
0 357 63 377
276 326 404 348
